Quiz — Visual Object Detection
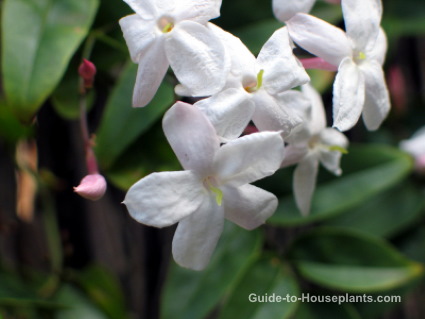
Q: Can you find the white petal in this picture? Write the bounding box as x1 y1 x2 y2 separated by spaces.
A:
281 144 309 168
293 156 319 216
319 128 349 175
301 83 327 135
163 102 219 173
132 38 169 107
165 21 229 97
342 0 382 52
119 14 157 63
195 88 255 140
332 57 365 131
173 0 222 23
258 27 310 95
214 131 284 187
172 195 224 270
366 27 387 66
123 171 205 228
223 184 278 230
400 127 425 157
252 90 303 138
287 13 352 66
272 0 316 22
123 0 157 19
360 61 391 131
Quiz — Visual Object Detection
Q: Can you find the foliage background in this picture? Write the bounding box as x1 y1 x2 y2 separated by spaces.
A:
0 0 425 318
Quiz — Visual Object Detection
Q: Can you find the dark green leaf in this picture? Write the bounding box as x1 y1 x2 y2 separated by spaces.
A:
161 222 262 319
289 228 423 292
2 0 99 122
293 302 361 319
95 62 174 170
218 258 299 319
269 145 413 226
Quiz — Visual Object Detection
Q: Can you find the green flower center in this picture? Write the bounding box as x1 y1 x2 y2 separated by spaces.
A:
244 69 264 93
203 176 223 206
158 16 174 33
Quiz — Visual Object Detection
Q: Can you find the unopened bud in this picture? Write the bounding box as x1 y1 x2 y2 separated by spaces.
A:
74 174 106 201
78 59 97 88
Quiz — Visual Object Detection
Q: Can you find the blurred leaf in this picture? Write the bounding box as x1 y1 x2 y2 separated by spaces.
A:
51 62 94 119
307 69 334 93
161 222 262 319
74 265 127 319
218 258 299 319
383 0 425 39
0 102 33 144
289 228 424 292
269 145 413 226
95 62 174 170
54 285 108 319
324 182 425 238
397 226 425 264
293 302 361 319
1 0 99 122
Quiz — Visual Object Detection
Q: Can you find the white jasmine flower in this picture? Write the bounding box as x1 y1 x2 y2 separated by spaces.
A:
123 102 284 270
282 84 348 215
400 127 425 172
192 27 309 140
286 0 390 132
119 0 229 107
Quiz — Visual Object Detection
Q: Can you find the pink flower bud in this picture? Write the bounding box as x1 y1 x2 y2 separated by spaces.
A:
74 174 106 201
78 59 97 88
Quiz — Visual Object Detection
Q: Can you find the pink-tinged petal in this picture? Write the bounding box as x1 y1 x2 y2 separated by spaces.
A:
165 21 229 97
258 27 310 95
300 57 338 71
123 171 205 228
272 0 316 22
301 83 327 135
172 195 224 270
223 184 277 230
74 174 107 201
173 0 222 24
214 131 284 187
195 88 255 140
163 102 219 173
281 144 309 168
342 0 382 52
287 13 352 66
366 27 387 66
294 156 319 216
132 38 169 107
360 61 391 131
123 0 157 19
252 91 303 138
119 14 157 63
332 57 365 131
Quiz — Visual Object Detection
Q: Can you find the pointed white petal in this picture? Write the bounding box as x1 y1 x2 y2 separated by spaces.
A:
195 88 255 140
332 57 365 131
223 184 277 230
163 102 219 173
319 128 349 175
301 83 327 135
280 144 309 168
123 0 157 19
173 0 222 23
360 61 391 131
366 27 387 66
119 14 157 63
342 0 382 52
272 0 316 22
165 21 229 97
293 156 319 216
287 13 352 66
132 38 169 107
258 27 310 94
172 195 224 270
252 91 303 138
123 171 205 228
214 131 284 187
319 127 349 148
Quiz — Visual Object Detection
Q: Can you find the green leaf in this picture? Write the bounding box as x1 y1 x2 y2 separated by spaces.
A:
160 222 262 319
324 183 425 238
95 62 174 170
0 102 33 144
73 265 127 319
289 228 424 292
218 258 299 319
269 145 413 226
1 0 99 122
